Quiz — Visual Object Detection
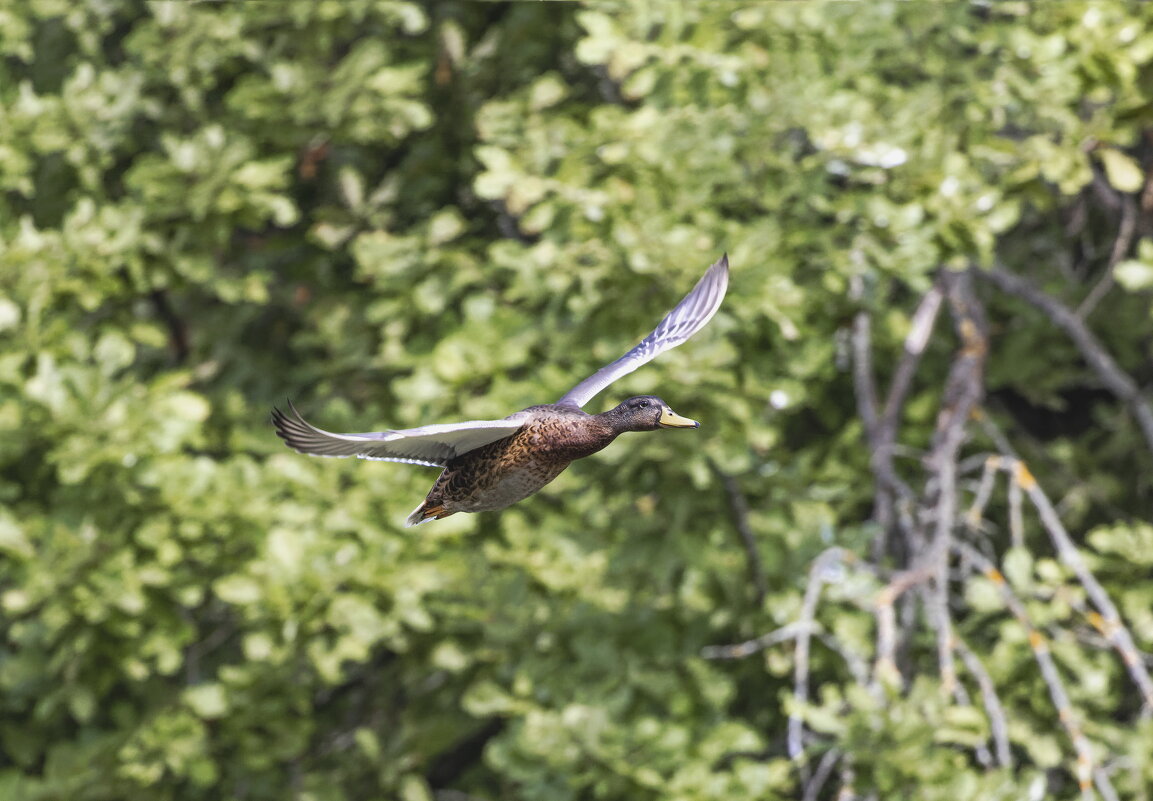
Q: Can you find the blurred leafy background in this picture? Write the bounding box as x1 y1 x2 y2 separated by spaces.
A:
3 1 1153 799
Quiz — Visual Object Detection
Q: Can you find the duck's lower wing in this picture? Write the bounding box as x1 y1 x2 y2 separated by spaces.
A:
272 401 526 467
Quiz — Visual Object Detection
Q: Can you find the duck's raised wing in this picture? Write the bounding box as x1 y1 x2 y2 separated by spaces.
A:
556 254 729 409
272 401 526 467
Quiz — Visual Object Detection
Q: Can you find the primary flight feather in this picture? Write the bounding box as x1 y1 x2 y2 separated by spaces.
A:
273 254 729 525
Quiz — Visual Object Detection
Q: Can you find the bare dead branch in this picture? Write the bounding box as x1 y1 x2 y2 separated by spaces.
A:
964 456 998 532
870 273 988 689
700 621 815 660
850 307 879 437
954 635 1013 768
978 266 1153 458
873 562 938 686
850 301 893 564
867 297 941 509
872 590 900 687
879 284 945 441
838 758 860 801
709 459 768 605
1007 463 1024 550
851 279 939 562
920 269 989 694
954 541 1105 798
703 626 873 713
852 278 952 688
1007 458 1153 713
1094 762 1123 801
929 270 989 473
934 628 993 769
851 279 949 685
802 748 841 801
791 548 852 771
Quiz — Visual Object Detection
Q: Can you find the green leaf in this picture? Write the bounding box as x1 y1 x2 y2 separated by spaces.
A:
1099 147 1145 193
214 575 262 605
0 511 32 559
1115 258 1153 291
0 298 20 332
185 684 229 719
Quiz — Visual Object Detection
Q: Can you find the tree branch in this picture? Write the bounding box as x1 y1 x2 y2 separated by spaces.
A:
978 266 1153 459
1077 194 1138 318
851 278 941 564
954 541 1105 798
709 458 768 605
954 634 1012 768
790 547 852 776
1006 458 1153 713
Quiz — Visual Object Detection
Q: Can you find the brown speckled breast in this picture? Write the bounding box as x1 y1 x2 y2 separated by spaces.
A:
420 405 619 515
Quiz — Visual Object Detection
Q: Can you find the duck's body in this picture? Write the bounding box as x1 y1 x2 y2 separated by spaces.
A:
407 397 696 524
409 404 615 523
272 255 729 525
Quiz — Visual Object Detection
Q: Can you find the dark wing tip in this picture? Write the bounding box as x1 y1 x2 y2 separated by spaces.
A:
710 253 729 280
270 400 312 452
270 404 287 436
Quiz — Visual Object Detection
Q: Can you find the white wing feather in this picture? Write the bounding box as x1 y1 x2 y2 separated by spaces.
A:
556 254 729 409
272 401 526 467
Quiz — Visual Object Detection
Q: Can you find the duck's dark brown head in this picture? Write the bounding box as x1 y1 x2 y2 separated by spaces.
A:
600 395 700 433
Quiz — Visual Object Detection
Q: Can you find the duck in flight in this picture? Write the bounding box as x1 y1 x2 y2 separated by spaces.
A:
272 255 729 526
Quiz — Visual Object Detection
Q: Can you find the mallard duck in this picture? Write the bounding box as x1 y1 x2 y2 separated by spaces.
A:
273 255 729 526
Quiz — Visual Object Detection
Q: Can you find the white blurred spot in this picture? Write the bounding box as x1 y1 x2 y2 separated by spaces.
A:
827 159 851 176
873 145 907 169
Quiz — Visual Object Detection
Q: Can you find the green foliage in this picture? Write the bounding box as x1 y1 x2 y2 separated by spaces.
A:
2 2 1153 799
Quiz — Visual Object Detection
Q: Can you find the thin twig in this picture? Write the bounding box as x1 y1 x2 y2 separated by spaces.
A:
849 278 879 437
700 622 815 660
850 303 891 563
836 758 858 801
975 408 1019 460
1007 462 1024 550
964 455 998 532
879 285 945 440
709 459 768 605
954 635 1013 768
933 620 993 769
874 563 935 686
1094 765 1123 801
1077 195 1138 319
802 748 841 801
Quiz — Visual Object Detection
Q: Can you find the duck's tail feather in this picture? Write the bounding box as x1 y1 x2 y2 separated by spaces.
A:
405 502 453 527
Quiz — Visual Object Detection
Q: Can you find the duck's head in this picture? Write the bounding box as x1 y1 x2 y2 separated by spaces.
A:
602 395 700 432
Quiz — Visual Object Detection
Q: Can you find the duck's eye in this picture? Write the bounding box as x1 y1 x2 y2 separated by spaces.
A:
638 400 649 408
